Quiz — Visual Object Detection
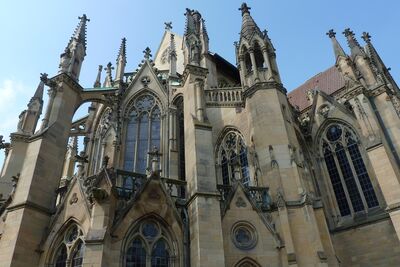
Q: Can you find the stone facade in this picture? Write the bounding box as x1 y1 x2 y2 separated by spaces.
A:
1 3 400 267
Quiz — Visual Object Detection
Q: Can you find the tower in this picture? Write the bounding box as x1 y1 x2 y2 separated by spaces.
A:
237 3 336 266
0 15 88 267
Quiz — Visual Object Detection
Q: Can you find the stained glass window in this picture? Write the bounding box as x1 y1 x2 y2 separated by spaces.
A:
54 245 67 267
322 124 379 217
151 240 170 267
124 94 161 174
218 130 250 186
126 239 146 267
71 241 85 267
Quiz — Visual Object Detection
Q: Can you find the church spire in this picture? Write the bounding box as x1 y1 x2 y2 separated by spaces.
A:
326 29 347 60
58 14 90 81
93 65 103 87
239 2 262 40
115 38 127 83
343 28 365 58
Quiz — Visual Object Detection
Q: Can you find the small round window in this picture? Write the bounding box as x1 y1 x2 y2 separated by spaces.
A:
142 222 159 240
326 125 342 142
231 221 257 250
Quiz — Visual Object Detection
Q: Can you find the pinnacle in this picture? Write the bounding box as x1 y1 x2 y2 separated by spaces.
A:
239 2 262 40
117 37 127 63
239 3 251 16
67 14 90 51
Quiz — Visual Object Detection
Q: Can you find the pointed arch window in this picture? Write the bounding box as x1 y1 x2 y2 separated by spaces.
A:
91 108 113 174
175 96 186 198
124 220 174 267
50 224 85 267
241 46 252 74
124 94 162 174
321 124 379 217
217 130 251 186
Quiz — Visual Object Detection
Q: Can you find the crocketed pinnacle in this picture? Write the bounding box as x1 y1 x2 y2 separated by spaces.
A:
67 14 90 52
116 38 127 64
93 65 103 87
32 73 46 100
326 29 347 59
343 28 364 58
239 3 262 40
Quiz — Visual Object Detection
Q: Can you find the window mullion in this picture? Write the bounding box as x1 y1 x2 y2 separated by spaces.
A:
134 117 140 172
344 146 368 213
147 114 152 172
332 150 355 215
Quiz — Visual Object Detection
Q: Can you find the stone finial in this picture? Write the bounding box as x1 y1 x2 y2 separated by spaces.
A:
78 14 90 23
164 21 173 31
343 28 354 37
143 47 152 59
326 29 336 38
0 135 10 150
362 32 371 42
239 3 251 15
40 73 48 83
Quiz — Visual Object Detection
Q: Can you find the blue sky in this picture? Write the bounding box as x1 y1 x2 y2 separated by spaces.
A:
0 0 399 165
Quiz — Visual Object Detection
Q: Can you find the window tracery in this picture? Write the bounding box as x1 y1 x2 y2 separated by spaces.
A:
321 123 379 217
124 94 162 174
217 130 250 186
124 219 174 267
51 224 85 267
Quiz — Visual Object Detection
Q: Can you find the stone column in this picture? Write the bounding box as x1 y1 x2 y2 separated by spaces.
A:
262 47 273 80
238 55 247 88
195 80 205 122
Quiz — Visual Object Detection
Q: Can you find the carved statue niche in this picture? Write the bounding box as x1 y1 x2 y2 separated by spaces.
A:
190 40 201 65
17 110 27 133
59 47 72 73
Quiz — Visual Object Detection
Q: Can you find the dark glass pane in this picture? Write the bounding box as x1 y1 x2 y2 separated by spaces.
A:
67 225 79 243
236 228 251 245
239 146 250 186
142 222 159 239
126 239 146 267
124 115 137 171
326 125 342 142
347 140 379 208
177 98 186 184
151 240 169 267
71 241 85 267
324 146 351 216
335 144 364 212
150 107 161 151
230 152 237 181
136 115 149 174
221 151 229 186
54 245 67 267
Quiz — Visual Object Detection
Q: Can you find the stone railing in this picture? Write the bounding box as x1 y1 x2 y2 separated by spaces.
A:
113 169 186 200
205 87 244 107
217 184 272 211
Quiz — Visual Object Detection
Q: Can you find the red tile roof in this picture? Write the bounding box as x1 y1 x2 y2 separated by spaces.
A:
288 66 345 111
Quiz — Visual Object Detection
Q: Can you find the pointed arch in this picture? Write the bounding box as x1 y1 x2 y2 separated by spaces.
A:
122 92 163 174
235 257 262 267
173 95 186 197
241 45 252 74
122 213 179 267
215 127 251 186
317 121 380 218
253 41 265 69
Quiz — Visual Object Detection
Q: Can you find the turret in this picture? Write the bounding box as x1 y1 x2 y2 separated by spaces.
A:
16 73 45 135
343 28 377 87
326 29 358 83
236 3 281 88
183 8 209 67
58 14 89 81
115 38 127 84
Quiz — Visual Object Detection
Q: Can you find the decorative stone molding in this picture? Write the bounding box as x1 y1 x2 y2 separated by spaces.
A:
242 81 286 99
231 221 258 250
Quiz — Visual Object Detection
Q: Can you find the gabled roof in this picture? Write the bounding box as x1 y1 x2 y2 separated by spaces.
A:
288 66 345 111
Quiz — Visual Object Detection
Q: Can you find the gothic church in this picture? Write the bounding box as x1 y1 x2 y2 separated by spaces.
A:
1 3 400 267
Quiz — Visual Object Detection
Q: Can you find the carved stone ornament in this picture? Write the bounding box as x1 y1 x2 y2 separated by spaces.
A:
141 76 151 87
69 193 78 205
318 104 330 118
235 196 247 208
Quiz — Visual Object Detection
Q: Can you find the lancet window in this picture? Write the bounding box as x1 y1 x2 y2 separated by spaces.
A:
124 219 174 267
217 130 250 186
51 224 85 267
321 123 379 217
91 108 113 174
124 94 161 174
